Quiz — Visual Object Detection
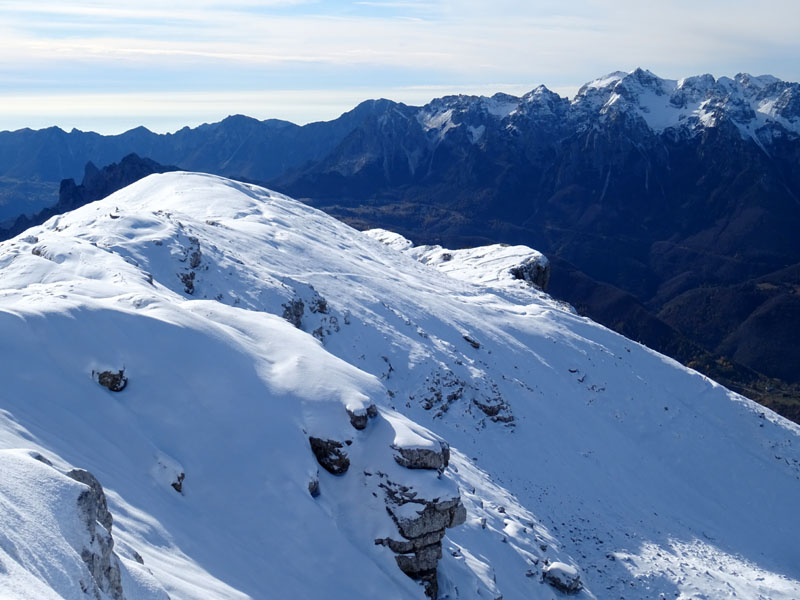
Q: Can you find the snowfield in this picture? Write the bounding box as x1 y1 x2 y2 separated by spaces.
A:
1 172 799 599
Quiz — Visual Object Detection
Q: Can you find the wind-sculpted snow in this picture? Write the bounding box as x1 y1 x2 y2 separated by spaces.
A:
0 172 799 599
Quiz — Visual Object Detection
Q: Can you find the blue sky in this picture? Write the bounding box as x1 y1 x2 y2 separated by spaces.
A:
1 0 798 133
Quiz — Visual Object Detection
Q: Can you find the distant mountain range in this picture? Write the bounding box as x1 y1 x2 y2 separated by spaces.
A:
2 68 799 419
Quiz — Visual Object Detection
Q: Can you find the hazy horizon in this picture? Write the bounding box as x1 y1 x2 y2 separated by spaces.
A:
2 0 798 134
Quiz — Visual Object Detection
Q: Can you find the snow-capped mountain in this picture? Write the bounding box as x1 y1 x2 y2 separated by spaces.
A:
1 172 799 599
570 68 800 141
400 67 800 147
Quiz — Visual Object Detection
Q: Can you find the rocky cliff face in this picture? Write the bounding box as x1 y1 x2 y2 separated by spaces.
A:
0 450 168 600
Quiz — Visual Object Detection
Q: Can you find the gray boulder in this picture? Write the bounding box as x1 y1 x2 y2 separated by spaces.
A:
392 441 450 470
543 561 582 594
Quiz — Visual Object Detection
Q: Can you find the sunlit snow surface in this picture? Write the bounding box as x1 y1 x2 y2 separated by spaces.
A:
1 172 799 599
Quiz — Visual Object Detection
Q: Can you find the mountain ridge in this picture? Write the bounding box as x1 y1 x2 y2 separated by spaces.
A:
1 172 799 599
1 68 799 421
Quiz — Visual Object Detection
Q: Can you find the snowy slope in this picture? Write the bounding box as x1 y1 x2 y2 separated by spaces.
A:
1 172 799 600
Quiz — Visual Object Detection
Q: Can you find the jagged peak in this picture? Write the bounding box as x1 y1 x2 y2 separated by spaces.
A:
735 72 782 88
122 124 154 135
522 84 562 101
576 70 628 95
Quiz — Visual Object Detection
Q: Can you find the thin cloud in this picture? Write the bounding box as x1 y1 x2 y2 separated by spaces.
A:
0 0 797 130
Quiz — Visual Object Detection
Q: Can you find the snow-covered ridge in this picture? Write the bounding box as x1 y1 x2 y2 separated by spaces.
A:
364 229 551 293
1 172 799 599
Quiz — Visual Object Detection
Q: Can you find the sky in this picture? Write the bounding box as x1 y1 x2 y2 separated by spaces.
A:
1 0 799 134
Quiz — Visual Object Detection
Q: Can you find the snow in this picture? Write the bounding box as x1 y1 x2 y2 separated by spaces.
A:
417 107 459 140
467 124 485 144
0 172 799 599
581 71 627 91
364 229 550 296
483 96 518 119
542 561 580 590
0 449 168 600
572 68 800 138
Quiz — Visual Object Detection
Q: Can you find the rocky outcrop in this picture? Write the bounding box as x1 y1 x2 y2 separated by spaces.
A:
67 469 113 532
281 298 304 328
391 441 450 471
377 436 465 598
171 472 185 494
347 403 378 430
308 294 328 314
542 561 582 594
308 437 350 475
69 469 125 600
179 271 195 294
94 369 128 392
308 476 320 497
462 334 480 349
378 478 467 599
509 256 551 291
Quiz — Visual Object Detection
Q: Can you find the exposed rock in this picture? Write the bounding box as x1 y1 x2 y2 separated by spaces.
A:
509 256 551 291
308 477 320 497
281 298 304 328
71 469 125 600
308 294 328 314
347 407 369 430
450 501 467 527
308 437 350 475
472 397 514 423
187 237 202 269
366 404 379 418
387 497 463 539
392 441 450 470
67 469 113 532
32 452 53 466
171 472 185 494
375 529 445 554
462 334 480 349
179 271 195 294
379 474 467 599
31 245 49 259
542 561 582 594
395 542 442 574
95 370 128 392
